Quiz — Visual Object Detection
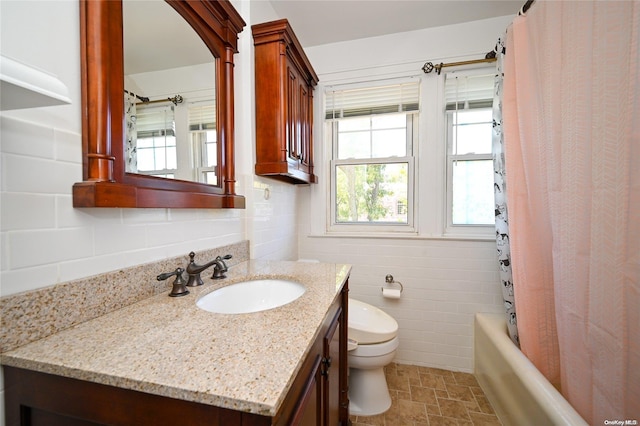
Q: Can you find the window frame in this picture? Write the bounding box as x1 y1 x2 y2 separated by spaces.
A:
309 65 499 242
191 129 218 185
126 93 220 184
327 109 418 234
187 99 218 184
133 103 178 179
443 69 495 237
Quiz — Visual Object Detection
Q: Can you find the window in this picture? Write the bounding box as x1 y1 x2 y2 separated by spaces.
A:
444 70 495 231
135 103 177 179
326 81 419 232
189 101 217 185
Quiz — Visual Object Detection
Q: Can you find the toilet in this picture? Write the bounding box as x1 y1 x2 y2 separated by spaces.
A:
348 298 399 416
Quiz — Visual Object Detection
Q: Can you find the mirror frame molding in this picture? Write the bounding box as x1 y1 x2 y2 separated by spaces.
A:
73 0 246 208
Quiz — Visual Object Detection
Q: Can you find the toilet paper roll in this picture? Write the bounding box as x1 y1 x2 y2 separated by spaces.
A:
382 288 401 299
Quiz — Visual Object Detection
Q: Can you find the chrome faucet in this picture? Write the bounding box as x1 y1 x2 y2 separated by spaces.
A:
186 252 233 285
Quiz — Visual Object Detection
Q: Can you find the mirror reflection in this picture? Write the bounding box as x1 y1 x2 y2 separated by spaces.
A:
123 0 218 185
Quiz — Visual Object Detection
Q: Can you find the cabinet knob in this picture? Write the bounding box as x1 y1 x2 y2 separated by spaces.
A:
322 356 332 368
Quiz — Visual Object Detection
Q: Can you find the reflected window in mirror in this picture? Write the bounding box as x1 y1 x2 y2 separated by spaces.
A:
124 97 220 184
133 102 177 179
189 101 218 185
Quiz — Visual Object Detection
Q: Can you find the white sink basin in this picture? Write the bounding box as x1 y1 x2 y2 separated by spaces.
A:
196 279 306 314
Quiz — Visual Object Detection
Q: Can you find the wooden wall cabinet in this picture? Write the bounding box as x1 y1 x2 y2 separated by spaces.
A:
3 280 349 426
253 19 319 185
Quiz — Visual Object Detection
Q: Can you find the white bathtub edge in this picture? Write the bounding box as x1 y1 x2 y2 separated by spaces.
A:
474 313 588 426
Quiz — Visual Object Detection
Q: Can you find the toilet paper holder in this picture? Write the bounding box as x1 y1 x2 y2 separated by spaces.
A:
382 274 404 293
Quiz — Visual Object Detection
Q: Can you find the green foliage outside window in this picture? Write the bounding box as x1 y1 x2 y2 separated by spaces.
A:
336 163 408 223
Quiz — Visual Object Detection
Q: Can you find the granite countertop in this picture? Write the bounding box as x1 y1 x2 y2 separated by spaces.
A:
1 260 351 417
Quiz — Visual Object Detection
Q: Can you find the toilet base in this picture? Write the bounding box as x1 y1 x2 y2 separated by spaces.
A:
348 366 392 416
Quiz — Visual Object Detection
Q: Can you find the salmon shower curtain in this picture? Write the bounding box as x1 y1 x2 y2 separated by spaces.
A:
502 0 640 424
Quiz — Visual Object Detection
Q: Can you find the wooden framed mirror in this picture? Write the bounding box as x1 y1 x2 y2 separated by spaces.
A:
73 0 246 208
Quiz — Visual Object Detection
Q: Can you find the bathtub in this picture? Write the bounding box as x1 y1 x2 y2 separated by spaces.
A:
474 313 588 426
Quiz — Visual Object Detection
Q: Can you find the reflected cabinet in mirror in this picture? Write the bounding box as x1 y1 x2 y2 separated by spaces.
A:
73 0 246 208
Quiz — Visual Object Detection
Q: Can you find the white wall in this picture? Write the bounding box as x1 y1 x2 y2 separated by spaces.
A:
298 15 514 372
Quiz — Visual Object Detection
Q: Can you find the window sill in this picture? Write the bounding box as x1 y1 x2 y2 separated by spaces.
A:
306 232 494 242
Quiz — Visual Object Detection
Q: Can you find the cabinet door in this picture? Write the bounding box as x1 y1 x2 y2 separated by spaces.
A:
297 80 312 175
288 355 323 426
323 307 342 425
286 57 313 176
286 62 301 167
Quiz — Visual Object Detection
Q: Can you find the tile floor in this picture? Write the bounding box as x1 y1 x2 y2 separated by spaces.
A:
349 362 502 426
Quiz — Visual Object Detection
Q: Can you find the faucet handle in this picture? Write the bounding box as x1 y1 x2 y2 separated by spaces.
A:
157 267 189 297
216 254 232 271
211 254 232 279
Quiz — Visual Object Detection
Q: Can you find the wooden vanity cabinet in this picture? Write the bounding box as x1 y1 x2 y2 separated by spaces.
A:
253 19 319 185
273 279 349 425
3 280 349 426
323 302 346 425
3 366 269 426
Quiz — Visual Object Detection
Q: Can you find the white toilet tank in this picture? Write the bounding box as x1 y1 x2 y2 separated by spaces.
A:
348 298 398 344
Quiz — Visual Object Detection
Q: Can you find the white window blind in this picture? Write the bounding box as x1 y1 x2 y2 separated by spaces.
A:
136 104 175 137
326 81 420 119
444 71 494 111
188 101 216 131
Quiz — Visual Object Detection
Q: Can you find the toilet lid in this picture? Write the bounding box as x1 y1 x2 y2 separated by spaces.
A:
348 298 398 344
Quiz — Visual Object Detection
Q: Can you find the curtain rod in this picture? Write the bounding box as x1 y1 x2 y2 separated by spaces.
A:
422 54 496 75
422 0 535 75
136 94 184 106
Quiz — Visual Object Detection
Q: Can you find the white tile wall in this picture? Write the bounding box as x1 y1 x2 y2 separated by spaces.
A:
2 152 80 194
249 178 299 261
0 193 57 231
0 115 249 297
299 235 504 372
54 128 82 163
0 116 56 159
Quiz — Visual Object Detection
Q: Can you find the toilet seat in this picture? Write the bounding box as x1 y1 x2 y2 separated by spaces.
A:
349 336 399 357
348 298 398 344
